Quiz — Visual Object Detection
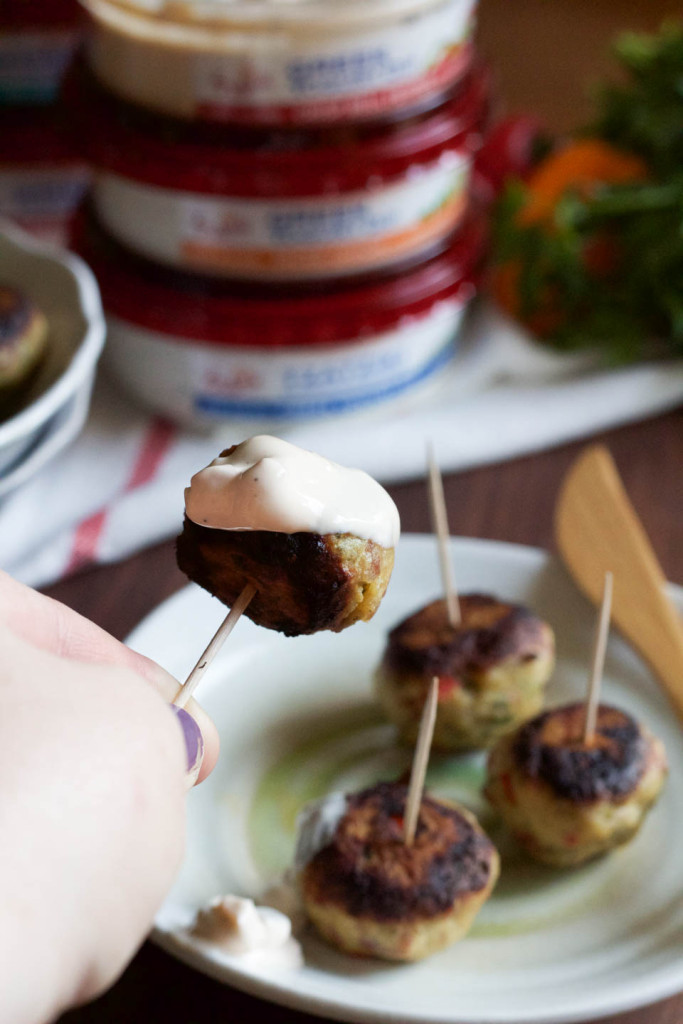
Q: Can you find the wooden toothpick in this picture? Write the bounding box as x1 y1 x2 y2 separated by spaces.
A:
404 676 439 846
427 443 460 628
172 583 257 709
582 571 613 745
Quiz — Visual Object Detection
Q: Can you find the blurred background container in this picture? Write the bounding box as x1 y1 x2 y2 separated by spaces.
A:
0 0 89 243
66 0 492 424
2 0 679 433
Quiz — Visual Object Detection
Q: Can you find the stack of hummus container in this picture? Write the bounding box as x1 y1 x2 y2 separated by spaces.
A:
71 0 488 426
0 0 89 242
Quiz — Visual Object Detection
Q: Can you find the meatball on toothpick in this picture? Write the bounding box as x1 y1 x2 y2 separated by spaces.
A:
173 436 399 705
374 451 554 751
298 780 499 961
376 593 557 753
376 594 555 751
485 573 668 866
297 680 499 961
485 702 667 867
177 436 399 636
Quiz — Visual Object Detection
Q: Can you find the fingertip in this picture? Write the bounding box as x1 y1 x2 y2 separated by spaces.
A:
187 701 220 784
135 657 220 785
167 700 219 786
168 705 204 786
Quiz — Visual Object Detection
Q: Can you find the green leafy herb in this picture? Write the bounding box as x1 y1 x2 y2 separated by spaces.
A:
492 23 683 362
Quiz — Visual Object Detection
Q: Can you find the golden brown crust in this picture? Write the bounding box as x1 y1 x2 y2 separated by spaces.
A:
485 706 667 866
176 517 394 636
375 595 554 751
301 781 497 923
382 595 552 678
512 703 647 803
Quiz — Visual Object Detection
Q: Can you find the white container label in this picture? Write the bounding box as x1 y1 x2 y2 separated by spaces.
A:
193 0 475 123
95 153 470 278
105 297 468 425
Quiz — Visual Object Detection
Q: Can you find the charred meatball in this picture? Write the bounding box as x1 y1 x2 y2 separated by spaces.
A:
176 436 399 637
485 702 667 866
177 522 394 636
374 595 555 751
296 781 499 961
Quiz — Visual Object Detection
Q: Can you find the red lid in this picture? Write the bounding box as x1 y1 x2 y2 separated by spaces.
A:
0 106 85 164
73 207 487 347
1 0 81 28
64 60 490 198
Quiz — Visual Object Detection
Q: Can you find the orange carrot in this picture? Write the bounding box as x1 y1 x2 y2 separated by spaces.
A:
492 139 647 334
519 139 648 225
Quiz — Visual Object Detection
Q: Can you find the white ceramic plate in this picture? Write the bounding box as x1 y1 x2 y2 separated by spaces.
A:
128 537 683 1024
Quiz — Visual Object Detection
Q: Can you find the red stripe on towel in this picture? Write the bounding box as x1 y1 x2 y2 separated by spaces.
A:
65 417 177 574
126 418 177 490
65 510 108 572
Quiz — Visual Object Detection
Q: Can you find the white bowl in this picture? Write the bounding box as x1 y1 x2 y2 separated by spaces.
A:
0 221 105 482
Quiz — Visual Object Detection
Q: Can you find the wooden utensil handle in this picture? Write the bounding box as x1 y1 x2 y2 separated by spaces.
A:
555 444 683 724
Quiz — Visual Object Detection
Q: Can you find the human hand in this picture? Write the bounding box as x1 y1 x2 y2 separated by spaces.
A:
0 573 219 1023
0 570 219 782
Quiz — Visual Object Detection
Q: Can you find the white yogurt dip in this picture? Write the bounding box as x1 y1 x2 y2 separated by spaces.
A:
191 895 303 968
184 436 400 547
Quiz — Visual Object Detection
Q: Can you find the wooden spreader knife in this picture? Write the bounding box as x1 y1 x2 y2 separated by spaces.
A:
555 443 683 725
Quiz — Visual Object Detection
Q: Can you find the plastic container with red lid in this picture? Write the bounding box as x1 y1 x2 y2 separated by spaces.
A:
82 0 477 128
74 208 486 426
68 61 489 280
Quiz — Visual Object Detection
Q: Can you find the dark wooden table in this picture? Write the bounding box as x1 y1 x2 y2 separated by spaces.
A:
53 407 683 1024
